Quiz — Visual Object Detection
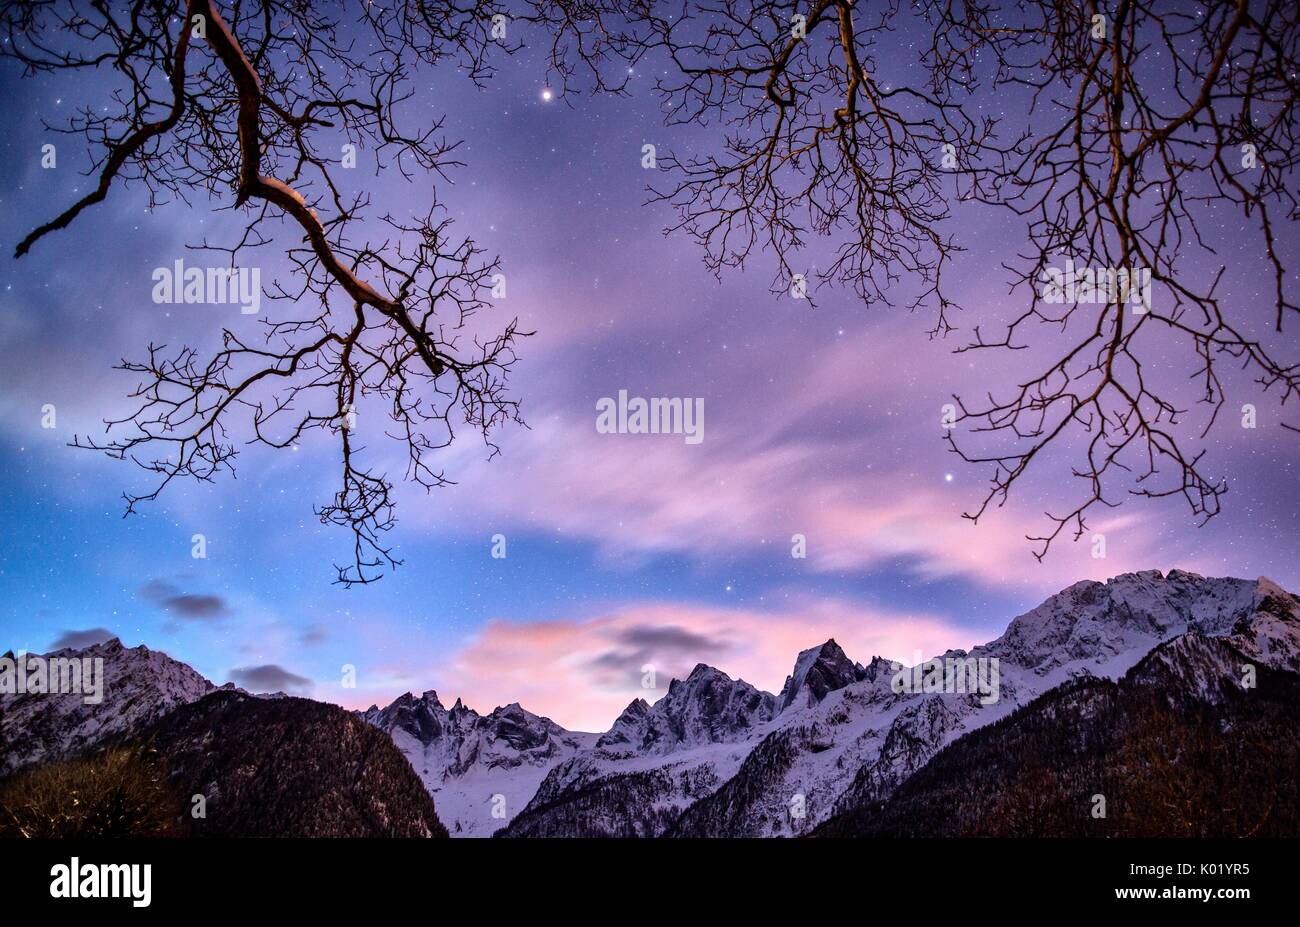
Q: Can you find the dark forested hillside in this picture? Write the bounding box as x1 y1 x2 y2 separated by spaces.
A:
148 691 448 838
1 691 449 838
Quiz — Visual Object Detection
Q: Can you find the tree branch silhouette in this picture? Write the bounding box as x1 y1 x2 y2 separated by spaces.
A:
578 0 1300 557
5 0 525 584
7 0 1300 573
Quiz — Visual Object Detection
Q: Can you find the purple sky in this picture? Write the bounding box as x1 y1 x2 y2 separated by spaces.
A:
1 12 1297 731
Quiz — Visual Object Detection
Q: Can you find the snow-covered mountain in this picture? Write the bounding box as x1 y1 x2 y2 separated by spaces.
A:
503 636 890 837
357 691 597 836
597 663 777 755
502 663 779 837
5 570 1296 838
817 630 1300 837
504 570 1300 838
778 640 867 711
1 638 216 777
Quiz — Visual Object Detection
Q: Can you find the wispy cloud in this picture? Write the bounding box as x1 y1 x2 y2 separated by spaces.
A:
49 627 116 650
413 597 980 732
139 580 232 621
413 409 1161 593
230 664 314 696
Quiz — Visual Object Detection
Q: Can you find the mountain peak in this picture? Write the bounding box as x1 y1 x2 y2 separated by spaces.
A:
595 698 653 750
0 636 215 777
595 665 777 755
611 697 651 721
684 663 724 682
778 638 865 711
1227 575 1300 672
1255 575 1294 603
358 686 597 836
390 689 445 711
979 570 1264 674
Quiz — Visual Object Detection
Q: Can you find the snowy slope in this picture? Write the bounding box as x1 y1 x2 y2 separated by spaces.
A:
504 664 776 837
1 638 216 776
816 630 1300 837
358 691 597 836
8 570 1296 839
508 570 1300 837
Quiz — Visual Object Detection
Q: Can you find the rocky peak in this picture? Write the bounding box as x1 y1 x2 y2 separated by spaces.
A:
622 697 651 717
596 665 777 755
1126 632 1247 702
477 702 570 753
361 690 590 769
861 655 896 682
363 689 457 744
1224 576 1300 672
356 686 598 836
596 698 652 749
0 637 216 776
979 570 1261 672
778 638 867 711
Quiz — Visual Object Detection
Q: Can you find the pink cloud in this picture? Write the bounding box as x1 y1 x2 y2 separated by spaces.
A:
373 314 1177 594
408 406 1165 594
419 598 982 732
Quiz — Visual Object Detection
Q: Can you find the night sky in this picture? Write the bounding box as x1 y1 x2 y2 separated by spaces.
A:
0 11 1296 732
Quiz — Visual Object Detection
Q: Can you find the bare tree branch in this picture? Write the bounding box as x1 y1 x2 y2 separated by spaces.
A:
6 0 527 584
